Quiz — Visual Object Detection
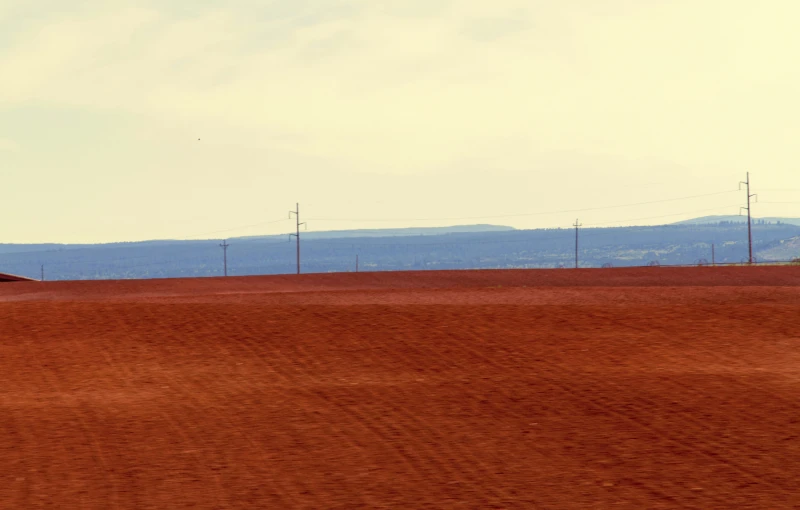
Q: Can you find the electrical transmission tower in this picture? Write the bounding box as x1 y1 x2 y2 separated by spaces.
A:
220 240 230 276
289 203 306 275
739 173 758 264
573 219 582 269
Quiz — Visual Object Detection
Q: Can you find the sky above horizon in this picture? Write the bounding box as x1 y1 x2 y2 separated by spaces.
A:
2 1 800 244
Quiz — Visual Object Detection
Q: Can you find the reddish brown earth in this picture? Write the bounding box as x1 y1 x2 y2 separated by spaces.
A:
1 267 799 509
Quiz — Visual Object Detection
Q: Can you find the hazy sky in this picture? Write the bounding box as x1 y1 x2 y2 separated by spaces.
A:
2 1 799 243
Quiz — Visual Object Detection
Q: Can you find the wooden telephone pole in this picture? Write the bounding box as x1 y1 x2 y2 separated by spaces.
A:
289 203 305 275
740 173 757 264
219 240 229 276
573 219 582 269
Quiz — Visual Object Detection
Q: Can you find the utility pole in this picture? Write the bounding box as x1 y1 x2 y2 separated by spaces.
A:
41 264 44 282
220 240 229 277
739 173 758 264
573 219 582 269
289 203 305 275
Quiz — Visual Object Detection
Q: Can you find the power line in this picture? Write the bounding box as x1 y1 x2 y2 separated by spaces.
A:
305 189 740 223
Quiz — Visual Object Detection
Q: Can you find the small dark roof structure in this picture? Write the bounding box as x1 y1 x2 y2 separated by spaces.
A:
0 272 36 282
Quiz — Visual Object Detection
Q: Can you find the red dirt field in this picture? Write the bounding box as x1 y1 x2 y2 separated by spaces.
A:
1 267 799 509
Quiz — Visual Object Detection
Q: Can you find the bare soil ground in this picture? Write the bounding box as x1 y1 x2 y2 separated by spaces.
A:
1 267 799 509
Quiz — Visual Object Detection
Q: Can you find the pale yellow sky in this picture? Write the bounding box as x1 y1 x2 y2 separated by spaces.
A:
1 1 799 243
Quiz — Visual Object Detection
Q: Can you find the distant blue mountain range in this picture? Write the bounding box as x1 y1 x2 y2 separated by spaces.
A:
2 220 799 281
237 224 515 240
672 215 800 226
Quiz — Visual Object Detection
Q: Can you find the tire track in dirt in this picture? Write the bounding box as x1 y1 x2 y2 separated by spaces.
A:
0 409 32 508
524 314 787 505
294 334 490 507
412 307 718 507
190 309 318 508
97 346 227 509
205 308 380 507
273 306 523 506
348 307 621 507
268 319 432 507
566 378 786 505
338 309 527 501
95 303 282 507
500 317 793 505
614 383 799 491
17 333 122 510
578 309 800 492
347 310 530 507
160 304 345 506
0 306 90 508
136 305 309 508
322 389 437 497
219 315 328 506
440 309 692 507
4 268 800 508
311 385 440 506
107 305 234 503
582 311 796 431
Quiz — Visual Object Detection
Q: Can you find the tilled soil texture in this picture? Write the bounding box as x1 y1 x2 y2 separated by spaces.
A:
1 267 799 509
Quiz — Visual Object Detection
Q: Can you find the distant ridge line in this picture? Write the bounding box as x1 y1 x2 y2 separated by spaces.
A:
673 215 800 226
